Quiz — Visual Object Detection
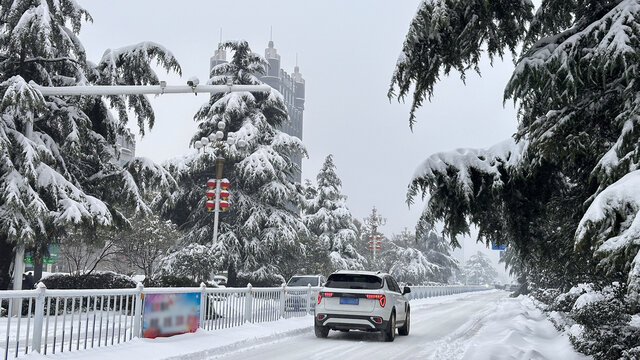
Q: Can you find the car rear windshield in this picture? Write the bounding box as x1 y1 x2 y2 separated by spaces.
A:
325 274 383 289
287 276 319 286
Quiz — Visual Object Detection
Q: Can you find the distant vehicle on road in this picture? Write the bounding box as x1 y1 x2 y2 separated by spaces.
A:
285 275 325 311
314 270 411 342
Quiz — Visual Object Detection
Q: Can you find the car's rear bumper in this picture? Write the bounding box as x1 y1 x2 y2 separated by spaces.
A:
315 314 388 331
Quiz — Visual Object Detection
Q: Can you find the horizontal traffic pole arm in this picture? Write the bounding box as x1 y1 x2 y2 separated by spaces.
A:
30 83 272 96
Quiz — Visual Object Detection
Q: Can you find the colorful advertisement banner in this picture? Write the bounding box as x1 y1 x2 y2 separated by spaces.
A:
142 292 200 338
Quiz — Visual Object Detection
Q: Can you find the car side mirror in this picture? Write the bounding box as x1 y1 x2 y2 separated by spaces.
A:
402 286 411 295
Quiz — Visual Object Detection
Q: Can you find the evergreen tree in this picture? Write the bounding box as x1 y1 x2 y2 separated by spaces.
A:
380 228 457 284
391 2 640 354
163 41 306 286
390 0 640 304
461 251 498 285
381 230 436 284
0 0 181 285
304 154 365 272
417 228 458 283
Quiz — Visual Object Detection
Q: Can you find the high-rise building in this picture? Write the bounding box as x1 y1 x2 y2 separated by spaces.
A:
210 39 305 183
116 135 136 166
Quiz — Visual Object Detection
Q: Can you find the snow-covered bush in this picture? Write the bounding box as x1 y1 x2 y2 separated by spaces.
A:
549 283 595 313
570 283 629 329
568 283 640 360
235 271 285 288
40 272 138 289
158 243 217 283
530 288 561 308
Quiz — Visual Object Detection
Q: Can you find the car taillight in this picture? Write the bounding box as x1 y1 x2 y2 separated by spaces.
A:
318 292 334 304
366 294 386 307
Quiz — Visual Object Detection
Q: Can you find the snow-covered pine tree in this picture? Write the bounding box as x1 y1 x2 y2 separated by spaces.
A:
0 0 181 285
163 41 306 286
304 154 365 272
416 226 458 283
381 229 437 284
461 251 497 285
390 0 640 304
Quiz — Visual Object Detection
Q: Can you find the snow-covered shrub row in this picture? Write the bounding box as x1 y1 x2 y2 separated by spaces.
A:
234 272 285 288
40 271 138 290
533 283 640 360
143 275 203 288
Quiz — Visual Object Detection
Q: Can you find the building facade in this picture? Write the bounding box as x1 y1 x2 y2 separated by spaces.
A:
210 40 305 183
116 135 136 166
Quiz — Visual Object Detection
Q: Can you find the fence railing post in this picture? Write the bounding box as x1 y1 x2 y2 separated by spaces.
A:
132 283 143 338
199 282 207 328
306 284 311 314
244 283 253 323
279 284 286 318
31 282 46 353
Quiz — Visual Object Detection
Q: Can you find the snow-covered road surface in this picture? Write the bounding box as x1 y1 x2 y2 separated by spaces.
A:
25 290 590 360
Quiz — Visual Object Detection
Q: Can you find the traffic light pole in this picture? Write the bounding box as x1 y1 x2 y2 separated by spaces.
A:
212 157 225 244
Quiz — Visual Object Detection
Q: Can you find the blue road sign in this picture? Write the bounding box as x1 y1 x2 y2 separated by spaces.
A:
491 242 507 250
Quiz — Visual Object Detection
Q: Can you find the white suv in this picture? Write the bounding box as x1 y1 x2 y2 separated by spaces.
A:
314 270 411 342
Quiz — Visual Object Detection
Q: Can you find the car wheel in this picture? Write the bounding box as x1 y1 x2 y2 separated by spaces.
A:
398 308 410 336
383 311 396 342
315 323 329 338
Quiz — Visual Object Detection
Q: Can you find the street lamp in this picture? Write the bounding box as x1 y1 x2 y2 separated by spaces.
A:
198 121 246 244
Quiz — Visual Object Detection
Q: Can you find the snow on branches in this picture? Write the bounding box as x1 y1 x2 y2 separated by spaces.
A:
0 1 181 253
576 170 640 304
388 0 534 127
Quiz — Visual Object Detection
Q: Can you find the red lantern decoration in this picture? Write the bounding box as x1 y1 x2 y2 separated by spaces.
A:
207 179 217 189
220 178 230 190
206 189 216 200
205 200 215 211
220 200 230 211
220 190 230 200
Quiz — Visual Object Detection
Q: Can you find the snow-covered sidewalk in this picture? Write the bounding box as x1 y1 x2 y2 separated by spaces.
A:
21 290 589 360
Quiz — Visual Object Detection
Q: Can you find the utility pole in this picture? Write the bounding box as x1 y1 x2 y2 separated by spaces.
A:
364 206 385 262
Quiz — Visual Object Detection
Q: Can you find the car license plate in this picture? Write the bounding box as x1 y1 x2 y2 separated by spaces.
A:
340 297 359 305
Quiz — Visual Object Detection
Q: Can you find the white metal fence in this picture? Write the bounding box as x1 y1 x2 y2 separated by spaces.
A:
0 283 489 359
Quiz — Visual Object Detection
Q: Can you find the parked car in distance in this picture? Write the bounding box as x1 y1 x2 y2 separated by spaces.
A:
314 270 411 342
213 275 227 287
285 275 326 311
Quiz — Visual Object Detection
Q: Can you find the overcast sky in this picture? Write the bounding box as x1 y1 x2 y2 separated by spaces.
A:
78 1 518 276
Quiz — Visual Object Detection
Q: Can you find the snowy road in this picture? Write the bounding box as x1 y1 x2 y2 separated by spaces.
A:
178 291 589 360
25 290 589 360
194 291 501 360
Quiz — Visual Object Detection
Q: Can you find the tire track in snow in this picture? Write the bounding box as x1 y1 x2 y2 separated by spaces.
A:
420 298 501 359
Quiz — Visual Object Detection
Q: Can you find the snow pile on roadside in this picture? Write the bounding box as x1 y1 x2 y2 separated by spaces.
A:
22 316 313 360
459 295 590 360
